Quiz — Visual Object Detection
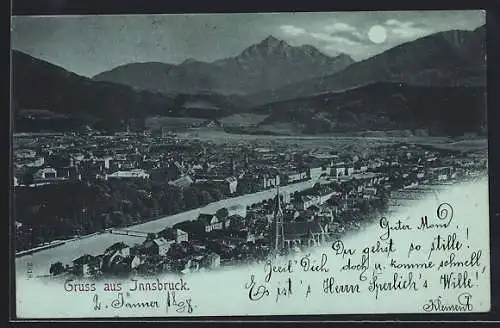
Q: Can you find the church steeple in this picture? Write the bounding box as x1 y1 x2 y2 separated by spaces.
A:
273 185 284 252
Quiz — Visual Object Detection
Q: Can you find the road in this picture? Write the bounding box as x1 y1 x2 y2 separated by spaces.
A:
16 178 490 318
15 177 474 277
15 180 315 277
119 180 314 233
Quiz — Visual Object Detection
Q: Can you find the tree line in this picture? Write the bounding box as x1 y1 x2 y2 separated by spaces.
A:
14 179 226 251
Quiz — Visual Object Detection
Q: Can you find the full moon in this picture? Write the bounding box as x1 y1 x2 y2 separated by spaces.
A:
368 25 387 44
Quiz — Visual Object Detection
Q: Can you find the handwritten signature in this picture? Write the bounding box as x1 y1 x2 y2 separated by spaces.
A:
422 292 473 312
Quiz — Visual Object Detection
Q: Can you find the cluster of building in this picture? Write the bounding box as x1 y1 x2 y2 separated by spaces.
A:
69 227 224 277
45 140 487 278
12 131 316 195
13 131 195 187
12 131 388 195
13 131 487 277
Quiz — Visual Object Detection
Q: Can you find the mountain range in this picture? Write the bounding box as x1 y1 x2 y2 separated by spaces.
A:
251 25 486 105
12 50 256 131
93 36 355 95
11 25 487 135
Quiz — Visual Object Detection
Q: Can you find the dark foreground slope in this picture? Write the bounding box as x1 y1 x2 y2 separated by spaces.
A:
254 82 486 136
12 51 250 132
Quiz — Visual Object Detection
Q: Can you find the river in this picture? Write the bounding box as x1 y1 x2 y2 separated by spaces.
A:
15 177 487 278
15 177 490 318
15 179 315 277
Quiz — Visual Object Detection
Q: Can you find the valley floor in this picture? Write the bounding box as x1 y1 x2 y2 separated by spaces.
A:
178 128 487 152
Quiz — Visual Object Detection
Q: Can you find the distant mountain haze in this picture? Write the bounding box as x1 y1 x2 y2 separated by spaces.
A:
249 26 486 105
11 50 252 131
92 35 355 95
11 27 487 136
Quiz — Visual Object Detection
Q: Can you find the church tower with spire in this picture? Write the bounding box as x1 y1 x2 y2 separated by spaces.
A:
273 185 285 252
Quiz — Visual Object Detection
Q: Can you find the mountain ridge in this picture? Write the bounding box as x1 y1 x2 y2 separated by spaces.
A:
92 36 355 95
252 81 486 136
11 25 487 136
11 50 252 131
248 25 486 105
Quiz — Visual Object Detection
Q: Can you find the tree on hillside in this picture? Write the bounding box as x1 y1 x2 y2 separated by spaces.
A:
49 262 65 276
164 188 184 214
183 188 199 210
215 208 229 220
209 188 224 201
19 172 34 186
360 199 373 216
236 180 252 195
198 190 213 205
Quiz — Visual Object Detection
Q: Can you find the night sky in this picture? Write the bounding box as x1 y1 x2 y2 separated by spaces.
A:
11 11 485 77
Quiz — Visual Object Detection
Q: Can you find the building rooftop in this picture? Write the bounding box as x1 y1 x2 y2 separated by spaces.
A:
198 214 216 225
168 175 194 188
104 242 129 254
72 254 97 265
107 169 149 178
153 237 172 247
283 222 323 237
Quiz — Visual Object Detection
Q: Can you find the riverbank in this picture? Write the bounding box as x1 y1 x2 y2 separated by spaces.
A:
15 179 315 257
16 175 487 277
16 177 490 318
14 179 314 276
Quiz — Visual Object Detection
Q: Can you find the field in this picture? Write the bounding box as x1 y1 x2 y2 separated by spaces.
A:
218 113 269 127
177 128 488 153
144 114 487 154
145 116 207 130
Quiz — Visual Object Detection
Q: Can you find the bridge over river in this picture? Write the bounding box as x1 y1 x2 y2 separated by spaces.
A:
15 179 315 277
